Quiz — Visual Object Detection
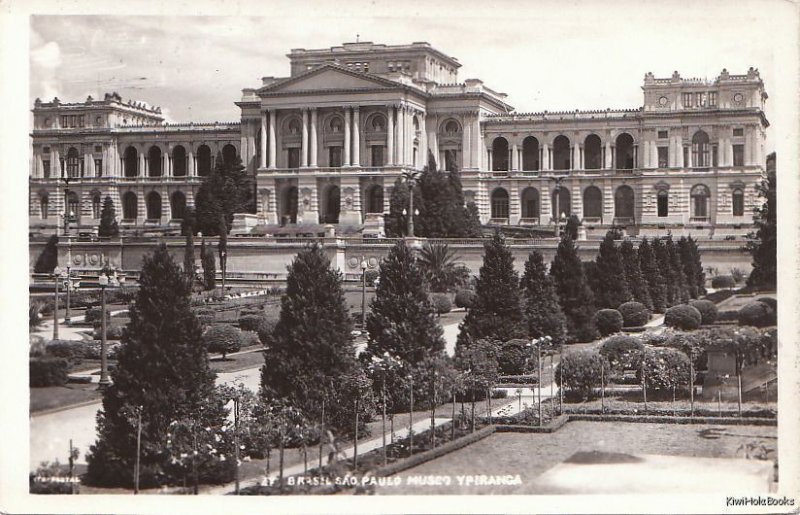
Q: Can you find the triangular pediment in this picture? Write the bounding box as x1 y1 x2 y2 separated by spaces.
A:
259 65 400 94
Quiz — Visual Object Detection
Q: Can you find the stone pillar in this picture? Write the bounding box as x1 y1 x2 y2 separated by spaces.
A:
310 108 318 167
604 141 612 169
487 150 493 171
268 109 277 169
138 149 145 177
344 107 352 166
260 111 268 168
633 144 639 169
511 143 518 171
352 106 360 167
387 106 395 166
162 151 167 178
462 118 472 169
572 145 580 170
686 144 693 168
166 150 172 177
301 109 309 168
396 104 404 166
188 149 195 177
84 151 93 177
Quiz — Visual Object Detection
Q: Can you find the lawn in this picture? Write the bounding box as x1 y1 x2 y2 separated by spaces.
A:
379 420 777 495
30 384 102 414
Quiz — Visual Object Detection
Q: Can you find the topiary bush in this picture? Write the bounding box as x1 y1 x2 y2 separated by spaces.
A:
593 309 623 336
599 335 643 372
664 304 703 330
737 301 775 328
84 307 111 326
92 324 124 340
239 330 261 348
757 297 777 321
30 357 69 387
44 340 88 364
711 275 736 289
688 299 718 325
454 289 477 309
618 301 651 327
203 324 242 359
664 332 706 371
498 339 528 376
431 294 452 316
238 314 268 332
555 349 610 400
636 347 690 391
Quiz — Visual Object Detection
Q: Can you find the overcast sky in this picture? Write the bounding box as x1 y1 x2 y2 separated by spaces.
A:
29 1 784 149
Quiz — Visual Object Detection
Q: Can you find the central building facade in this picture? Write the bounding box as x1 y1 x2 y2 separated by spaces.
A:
29 41 769 238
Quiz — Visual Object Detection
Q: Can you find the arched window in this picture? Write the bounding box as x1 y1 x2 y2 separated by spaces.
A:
444 149 458 172
40 194 49 219
492 137 509 171
171 191 186 220
552 135 571 170
692 131 710 168
281 186 298 226
66 147 81 178
370 115 386 132
615 133 634 169
66 191 80 223
197 145 212 176
146 191 162 220
148 146 162 177
122 192 138 220
288 119 301 135
172 145 187 177
222 144 237 165
491 188 509 220
614 185 635 221
551 186 571 219
322 186 340 224
522 136 539 171
92 194 102 219
520 187 539 220
583 186 602 219
443 120 460 136
691 184 710 219
328 116 343 133
366 185 384 214
732 189 744 216
584 134 602 170
656 189 668 217
124 147 138 177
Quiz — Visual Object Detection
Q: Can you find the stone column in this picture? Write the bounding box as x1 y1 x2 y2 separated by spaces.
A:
511 143 518 171
310 108 318 167
268 109 277 169
84 151 93 177
634 144 639 169
461 117 471 169
260 111 268 168
396 104 404 166
189 149 196 176
686 144 693 168
343 107 352 166
166 149 172 177
572 145 580 170
487 150 493 171
301 109 309 168
138 148 146 177
162 151 167 178
352 106 360 167
387 106 395 166
604 141 612 169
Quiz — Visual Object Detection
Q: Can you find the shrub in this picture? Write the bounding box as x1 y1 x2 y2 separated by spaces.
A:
663 304 702 330
454 289 477 309
593 309 623 336
431 294 452 316
711 275 736 289
30 335 47 357
639 331 669 347
82 340 121 360
555 350 610 399
730 267 746 284
30 357 69 387
498 339 528 376
688 299 719 325
636 347 690 391
203 325 242 359
255 317 278 344
618 301 651 327
92 324 124 340
738 301 775 328
599 335 643 371
84 307 111 326
240 330 260 348
239 314 267 332
757 297 777 313
364 269 380 286
664 332 706 370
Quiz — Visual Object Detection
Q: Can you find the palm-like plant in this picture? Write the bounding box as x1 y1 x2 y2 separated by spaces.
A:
418 242 469 293
29 301 45 331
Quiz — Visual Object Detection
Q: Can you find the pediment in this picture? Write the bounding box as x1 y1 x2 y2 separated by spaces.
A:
259 65 400 94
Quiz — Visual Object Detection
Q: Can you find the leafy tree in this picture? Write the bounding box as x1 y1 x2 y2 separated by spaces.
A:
366 240 446 365
564 215 581 240
638 238 666 313
183 221 196 282
260 244 369 435
194 154 254 236
678 236 705 299
201 238 216 290
463 202 483 237
456 232 527 351
385 177 422 237
652 237 676 307
33 234 59 274
520 250 567 346
97 196 119 237
666 237 690 303
203 325 242 360
747 155 776 289
418 242 470 292
454 338 500 403
550 235 597 342
593 231 632 309
86 244 230 488
620 239 652 310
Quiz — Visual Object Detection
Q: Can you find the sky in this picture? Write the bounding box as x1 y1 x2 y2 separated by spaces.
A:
27 1 787 145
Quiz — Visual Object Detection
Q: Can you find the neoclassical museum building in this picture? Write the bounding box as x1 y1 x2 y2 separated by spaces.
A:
29 41 769 238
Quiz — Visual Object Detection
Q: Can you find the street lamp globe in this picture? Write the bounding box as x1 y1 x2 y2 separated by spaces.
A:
360 259 368 271
53 266 63 277
98 273 109 287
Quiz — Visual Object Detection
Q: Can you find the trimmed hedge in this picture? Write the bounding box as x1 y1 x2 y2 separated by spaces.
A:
555 349 610 399
240 330 261 348
738 301 775 327
454 289 477 309
431 294 452 315
600 335 643 371
664 304 703 330
593 309 623 336
637 347 690 391
688 299 718 325
203 324 243 358
498 339 528 376
618 301 651 327
756 297 777 314
84 307 110 326
711 275 736 289
30 357 69 387
92 324 124 340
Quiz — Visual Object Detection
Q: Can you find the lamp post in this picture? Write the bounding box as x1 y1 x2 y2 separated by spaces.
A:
97 272 117 389
52 266 63 340
62 175 72 237
547 176 565 237
360 257 368 329
220 249 227 294
64 265 72 325
401 170 421 237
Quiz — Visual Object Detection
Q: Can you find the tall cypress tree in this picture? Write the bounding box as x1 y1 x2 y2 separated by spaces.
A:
201 238 216 290
520 250 567 346
550 235 597 342
747 155 776 289
366 241 445 364
638 238 666 313
652 237 676 307
33 234 59 274
456 232 526 351
464 202 483 237
620 239 652 310
195 154 254 236
98 196 119 237
182 208 196 282
260 244 367 434
687 235 706 296
666 237 690 303
677 236 704 299
593 231 632 309
86 244 229 488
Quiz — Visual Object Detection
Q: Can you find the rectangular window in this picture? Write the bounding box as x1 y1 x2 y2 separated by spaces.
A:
733 144 744 166
43 160 50 178
95 158 103 176
708 92 718 107
697 92 707 107
445 149 458 172
657 191 669 217
657 147 668 168
94 145 103 153
329 146 342 168
658 130 668 139
733 191 745 216
371 145 384 167
43 146 50 153
287 148 300 169
683 93 693 108
733 128 744 137
712 146 718 167
683 147 689 167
